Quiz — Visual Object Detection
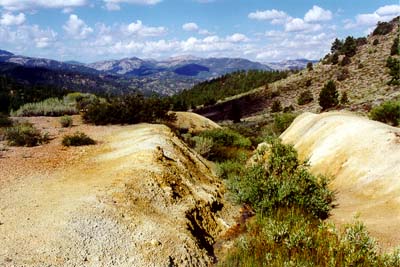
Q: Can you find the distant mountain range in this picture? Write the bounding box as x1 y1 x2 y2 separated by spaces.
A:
264 59 319 71
0 49 316 95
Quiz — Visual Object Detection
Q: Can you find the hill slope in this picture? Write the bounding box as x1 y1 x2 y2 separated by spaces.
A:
195 18 400 121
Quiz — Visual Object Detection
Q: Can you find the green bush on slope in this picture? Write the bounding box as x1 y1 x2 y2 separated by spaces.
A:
369 101 400 126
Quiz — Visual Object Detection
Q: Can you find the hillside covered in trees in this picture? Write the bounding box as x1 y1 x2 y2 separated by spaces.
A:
170 70 289 110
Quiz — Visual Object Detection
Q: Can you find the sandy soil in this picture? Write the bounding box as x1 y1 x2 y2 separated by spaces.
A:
0 116 237 266
280 111 400 252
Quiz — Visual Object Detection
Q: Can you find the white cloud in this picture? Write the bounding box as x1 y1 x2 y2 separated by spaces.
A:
63 14 93 39
285 18 321 32
126 20 166 37
0 0 88 11
226 33 248 43
376 5 400 16
198 29 212 35
0 12 26 26
248 9 288 22
345 4 400 29
103 0 162 10
304 5 332 22
256 50 280 60
182 22 199 31
182 22 212 35
0 24 57 49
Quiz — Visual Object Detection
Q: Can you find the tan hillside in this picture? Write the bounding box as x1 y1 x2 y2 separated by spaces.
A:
267 18 399 115
280 112 400 250
196 18 399 122
0 116 237 267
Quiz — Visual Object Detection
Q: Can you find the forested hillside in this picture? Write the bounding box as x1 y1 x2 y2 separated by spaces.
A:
170 70 289 110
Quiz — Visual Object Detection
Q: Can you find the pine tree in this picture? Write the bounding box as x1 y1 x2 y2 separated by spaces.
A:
319 80 339 110
331 38 343 54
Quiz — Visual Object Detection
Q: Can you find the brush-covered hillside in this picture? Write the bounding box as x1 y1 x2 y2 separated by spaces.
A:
192 17 399 121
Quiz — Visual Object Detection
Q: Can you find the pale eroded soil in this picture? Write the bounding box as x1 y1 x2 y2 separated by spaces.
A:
0 116 236 267
281 112 400 252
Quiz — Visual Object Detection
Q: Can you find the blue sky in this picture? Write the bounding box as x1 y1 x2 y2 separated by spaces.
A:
0 0 399 63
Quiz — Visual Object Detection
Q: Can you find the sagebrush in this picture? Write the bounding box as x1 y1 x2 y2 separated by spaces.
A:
5 122 49 147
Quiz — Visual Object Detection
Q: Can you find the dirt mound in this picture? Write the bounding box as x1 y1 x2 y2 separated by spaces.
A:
0 118 236 266
280 112 400 250
171 111 221 133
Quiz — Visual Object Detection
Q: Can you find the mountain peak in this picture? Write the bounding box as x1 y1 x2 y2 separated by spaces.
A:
0 49 14 57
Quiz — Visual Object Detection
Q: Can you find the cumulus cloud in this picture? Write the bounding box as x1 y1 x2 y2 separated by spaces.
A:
0 12 26 26
126 20 166 37
248 9 288 24
182 22 212 35
345 4 400 29
285 18 321 32
103 0 162 11
255 31 334 61
0 0 88 11
304 5 332 22
226 33 248 43
182 22 199 31
0 23 57 49
63 14 93 39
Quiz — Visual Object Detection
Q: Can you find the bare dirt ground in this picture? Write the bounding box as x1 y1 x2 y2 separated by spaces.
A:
281 111 400 252
0 116 237 267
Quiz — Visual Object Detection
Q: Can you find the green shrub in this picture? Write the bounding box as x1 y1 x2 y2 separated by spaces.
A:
319 80 339 110
297 90 313 105
369 101 400 126
229 138 333 219
197 128 252 162
372 39 379 46
0 113 13 127
386 56 400 85
64 92 101 111
340 91 349 105
273 113 297 134
192 136 214 157
199 128 251 149
12 98 77 117
59 115 73 127
331 38 343 53
62 132 96 147
219 213 399 267
342 36 357 57
82 94 175 125
271 100 282 113
331 53 339 65
5 122 49 147
217 160 245 180
391 36 399 56
372 21 393 36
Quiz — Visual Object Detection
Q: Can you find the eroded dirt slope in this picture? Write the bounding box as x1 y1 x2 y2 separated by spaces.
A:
280 112 400 251
0 117 235 266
